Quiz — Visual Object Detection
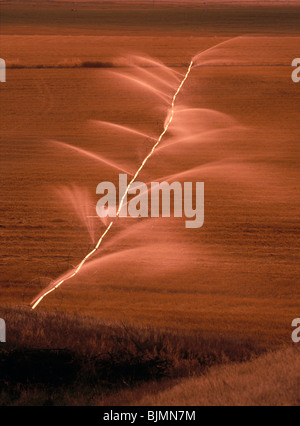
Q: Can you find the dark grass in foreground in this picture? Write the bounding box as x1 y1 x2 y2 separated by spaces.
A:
6 61 116 69
0 307 272 406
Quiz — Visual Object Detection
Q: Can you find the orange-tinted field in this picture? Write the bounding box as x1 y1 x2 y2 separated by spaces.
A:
1 2 299 343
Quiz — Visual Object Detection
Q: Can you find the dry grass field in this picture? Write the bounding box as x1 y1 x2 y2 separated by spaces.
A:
0 307 298 406
0 306 294 406
137 346 300 406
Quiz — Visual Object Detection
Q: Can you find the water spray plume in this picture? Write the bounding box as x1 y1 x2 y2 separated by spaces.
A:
130 55 183 79
52 139 133 175
30 59 194 310
133 65 179 91
114 72 171 103
31 37 239 310
91 120 156 142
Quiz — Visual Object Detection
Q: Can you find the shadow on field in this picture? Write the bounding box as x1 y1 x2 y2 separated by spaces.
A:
0 307 271 405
